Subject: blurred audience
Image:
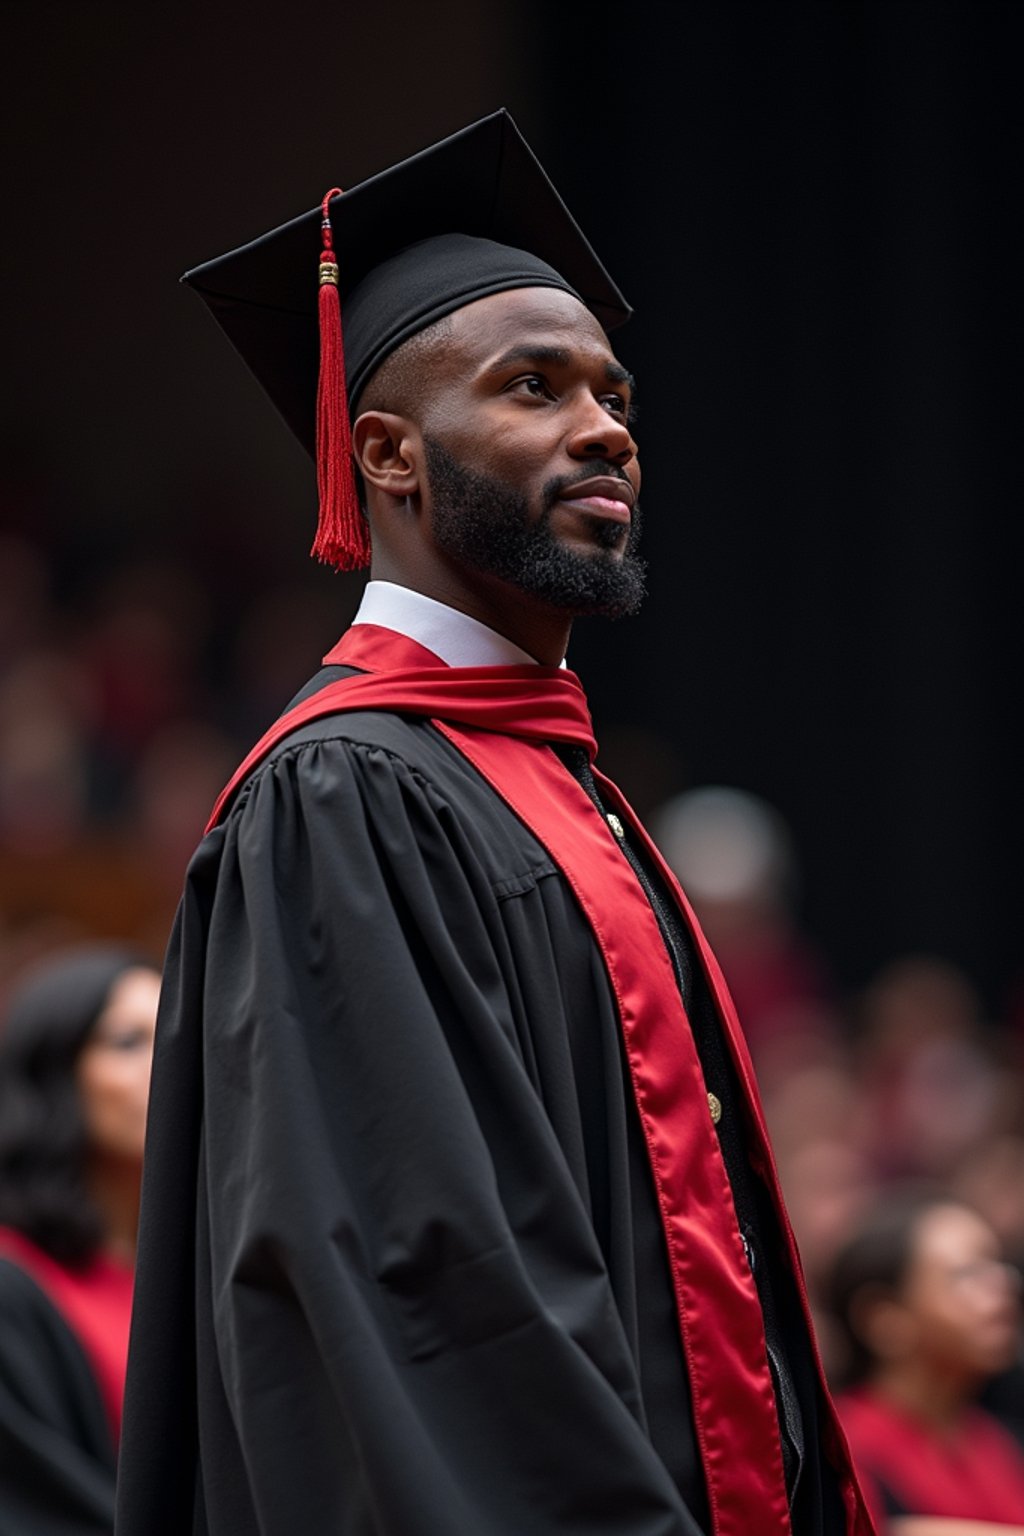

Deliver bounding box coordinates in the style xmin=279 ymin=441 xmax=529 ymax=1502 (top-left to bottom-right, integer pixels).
xmin=760 ymin=1035 xmax=880 ymax=1376
xmin=0 ymin=535 xmax=52 ymax=670
xmin=650 ymin=783 xmax=837 ymax=1070
xmin=852 ymin=957 xmax=1013 ymax=1187
xmin=828 ymin=1191 xmax=1024 ymax=1533
xmin=0 ymin=945 xmax=159 ymax=1533
xmin=648 ymin=779 xmax=1024 ymax=1453
xmin=0 ymin=647 xmax=96 ymax=856
xmin=0 ymin=540 xmax=247 ymax=969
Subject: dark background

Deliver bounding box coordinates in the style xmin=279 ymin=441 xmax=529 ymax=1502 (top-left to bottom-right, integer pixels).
xmin=2 ymin=0 xmax=1020 ymax=1014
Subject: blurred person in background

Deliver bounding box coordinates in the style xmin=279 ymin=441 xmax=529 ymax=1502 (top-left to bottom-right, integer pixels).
xmin=760 ymin=1037 xmax=879 ymax=1380
xmin=0 ymin=945 xmax=159 ymax=1534
xmin=953 ymin=1135 xmax=1024 ymax=1453
xmin=852 ymin=957 xmax=1011 ymax=1187
xmin=953 ymin=1133 xmax=1024 ymax=1283
xmin=828 ymin=1190 xmax=1024 ymax=1534
xmin=649 ymin=784 xmax=837 ymax=1072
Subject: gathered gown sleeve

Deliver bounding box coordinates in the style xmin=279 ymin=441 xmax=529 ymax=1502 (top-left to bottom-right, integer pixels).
xmin=116 ymin=731 xmax=702 ymax=1536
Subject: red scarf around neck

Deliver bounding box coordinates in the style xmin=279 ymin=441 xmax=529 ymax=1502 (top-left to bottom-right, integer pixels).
xmin=205 ymin=621 xmax=869 ymax=1536
xmin=206 ymin=625 xmax=594 ymax=831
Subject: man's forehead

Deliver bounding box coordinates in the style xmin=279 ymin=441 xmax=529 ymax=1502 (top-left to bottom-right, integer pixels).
xmin=448 ymin=287 xmax=621 ymax=366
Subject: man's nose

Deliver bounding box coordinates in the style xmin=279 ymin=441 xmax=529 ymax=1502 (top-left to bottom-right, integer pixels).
xmin=566 ymin=397 xmax=636 ymax=465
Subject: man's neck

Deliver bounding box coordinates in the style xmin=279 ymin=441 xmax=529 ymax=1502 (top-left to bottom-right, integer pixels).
xmin=353 ymin=581 xmax=569 ymax=668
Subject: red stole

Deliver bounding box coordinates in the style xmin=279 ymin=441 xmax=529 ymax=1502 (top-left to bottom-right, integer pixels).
xmin=0 ymin=1226 xmax=134 ymax=1443
xmin=207 ymin=623 xmax=870 ymax=1536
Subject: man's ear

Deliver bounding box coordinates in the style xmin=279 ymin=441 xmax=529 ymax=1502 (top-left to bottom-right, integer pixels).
xmin=352 ymin=411 xmax=422 ymax=499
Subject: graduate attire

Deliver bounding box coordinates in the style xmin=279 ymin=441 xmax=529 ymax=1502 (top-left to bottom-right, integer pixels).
xmin=116 ymin=113 xmax=872 ymax=1535
xmin=0 ymin=1227 xmax=133 ymax=1535
xmin=117 ymin=595 xmax=867 ymax=1535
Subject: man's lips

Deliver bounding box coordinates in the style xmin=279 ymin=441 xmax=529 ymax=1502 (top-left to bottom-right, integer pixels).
xmin=555 ymin=476 xmax=634 ymax=525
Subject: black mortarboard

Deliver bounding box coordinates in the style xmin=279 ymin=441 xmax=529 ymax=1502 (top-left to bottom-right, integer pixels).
xmin=181 ymin=109 xmax=631 ymax=570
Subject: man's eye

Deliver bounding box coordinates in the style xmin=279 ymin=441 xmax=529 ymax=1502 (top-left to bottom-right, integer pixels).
xmin=511 ymin=374 xmax=549 ymax=397
xmin=601 ymin=394 xmax=629 ymax=419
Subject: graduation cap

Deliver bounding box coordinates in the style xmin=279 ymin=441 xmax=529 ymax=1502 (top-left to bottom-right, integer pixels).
xmin=183 ymin=109 xmax=632 ymax=571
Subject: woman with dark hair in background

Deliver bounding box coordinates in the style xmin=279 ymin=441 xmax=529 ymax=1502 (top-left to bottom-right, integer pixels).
xmin=829 ymin=1190 xmax=1024 ymax=1535
xmin=0 ymin=945 xmax=159 ymax=1534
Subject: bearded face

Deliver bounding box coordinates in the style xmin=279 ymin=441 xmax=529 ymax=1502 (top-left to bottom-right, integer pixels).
xmin=424 ymin=437 xmax=647 ymax=621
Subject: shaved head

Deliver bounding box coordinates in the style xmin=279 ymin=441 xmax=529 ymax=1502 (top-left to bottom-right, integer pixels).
xmin=356 ymin=314 xmax=456 ymax=421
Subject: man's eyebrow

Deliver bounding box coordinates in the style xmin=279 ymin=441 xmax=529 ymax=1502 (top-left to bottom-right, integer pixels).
xmin=489 ymin=344 xmax=636 ymax=391
xmin=605 ymin=361 xmax=636 ymax=390
xmin=489 ymin=344 xmax=573 ymax=371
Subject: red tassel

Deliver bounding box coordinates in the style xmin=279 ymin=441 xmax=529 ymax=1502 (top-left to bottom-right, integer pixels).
xmin=311 ymin=187 xmax=371 ymax=571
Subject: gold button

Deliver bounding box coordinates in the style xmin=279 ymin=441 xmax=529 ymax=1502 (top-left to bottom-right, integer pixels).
xmin=707 ymin=1091 xmax=722 ymax=1125
xmin=607 ymin=813 xmax=625 ymax=839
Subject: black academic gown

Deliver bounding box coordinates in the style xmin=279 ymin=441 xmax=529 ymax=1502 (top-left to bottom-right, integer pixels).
xmin=0 ymin=1259 xmax=116 ymax=1535
xmin=116 ymin=696 xmax=844 ymax=1535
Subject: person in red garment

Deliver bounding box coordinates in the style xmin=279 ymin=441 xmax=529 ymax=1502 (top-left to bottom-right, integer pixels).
xmin=830 ymin=1191 xmax=1024 ymax=1534
xmin=115 ymin=112 xmax=872 ymax=1536
xmin=0 ymin=945 xmax=159 ymax=1534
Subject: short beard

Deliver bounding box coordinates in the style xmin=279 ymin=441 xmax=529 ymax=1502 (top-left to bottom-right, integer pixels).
xmin=424 ymin=438 xmax=647 ymax=619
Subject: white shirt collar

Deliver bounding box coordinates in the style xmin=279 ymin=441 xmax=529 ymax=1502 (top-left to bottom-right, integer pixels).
xmin=352 ymin=581 xmax=565 ymax=668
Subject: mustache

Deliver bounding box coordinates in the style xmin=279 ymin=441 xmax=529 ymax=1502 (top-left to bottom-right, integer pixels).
xmin=541 ymin=463 xmax=634 ymax=514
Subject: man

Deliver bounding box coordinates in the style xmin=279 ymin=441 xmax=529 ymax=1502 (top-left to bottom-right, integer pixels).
xmin=116 ymin=112 xmax=872 ymax=1535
